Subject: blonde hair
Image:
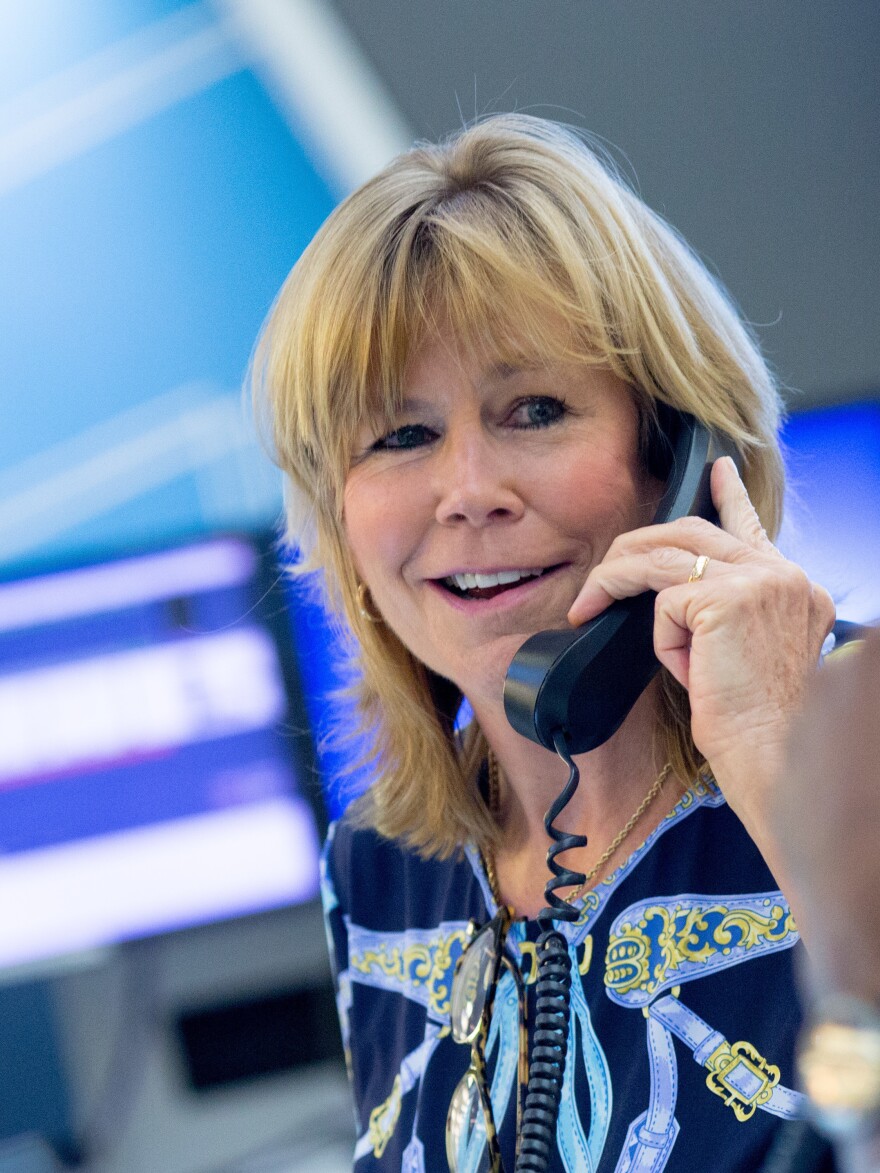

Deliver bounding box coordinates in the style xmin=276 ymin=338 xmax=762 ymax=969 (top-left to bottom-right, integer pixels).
xmin=253 ymin=114 xmax=784 ymax=858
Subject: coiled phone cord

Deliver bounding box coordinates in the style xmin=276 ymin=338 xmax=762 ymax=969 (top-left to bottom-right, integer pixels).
xmin=514 ymin=730 xmax=585 ymax=1173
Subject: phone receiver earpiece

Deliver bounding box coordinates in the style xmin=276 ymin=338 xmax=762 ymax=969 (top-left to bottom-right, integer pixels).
xmin=503 ymin=413 xmax=740 ymax=754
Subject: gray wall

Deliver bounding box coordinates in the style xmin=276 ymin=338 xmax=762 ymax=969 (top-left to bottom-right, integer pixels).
xmin=328 ymin=0 xmax=880 ymax=408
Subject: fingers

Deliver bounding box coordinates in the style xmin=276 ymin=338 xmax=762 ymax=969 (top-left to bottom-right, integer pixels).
xmin=568 ymin=518 xmax=759 ymax=624
xmin=711 ymin=456 xmax=777 ymax=554
xmin=567 ymin=546 xmax=716 ymax=624
xmin=601 ymin=514 xmax=746 ymax=562
xmin=651 ymin=583 xmax=696 ymax=690
xmin=567 ymin=458 xmax=779 ymax=625
xmin=592 ymin=459 xmax=773 ymax=566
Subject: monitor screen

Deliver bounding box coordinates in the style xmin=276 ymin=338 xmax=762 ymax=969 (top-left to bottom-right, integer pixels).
xmin=779 ymin=400 xmax=880 ymax=624
xmin=0 ymin=535 xmax=322 ymax=973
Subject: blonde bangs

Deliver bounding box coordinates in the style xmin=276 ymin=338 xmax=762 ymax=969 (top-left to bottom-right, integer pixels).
xmin=355 ymin=184 xmax=623 ymax=419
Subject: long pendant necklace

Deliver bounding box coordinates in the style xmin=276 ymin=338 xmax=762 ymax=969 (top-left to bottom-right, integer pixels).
xmin=483 ymin=751 xmax=672 ymax=907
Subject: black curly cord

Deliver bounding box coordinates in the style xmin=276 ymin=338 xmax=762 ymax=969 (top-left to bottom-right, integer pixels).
xmin=514 ymin=730 xmax=585 ymax=1173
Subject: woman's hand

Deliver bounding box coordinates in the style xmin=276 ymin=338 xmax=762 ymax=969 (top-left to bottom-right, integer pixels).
xmin=567 ymin=456 xmax=836 ymax=839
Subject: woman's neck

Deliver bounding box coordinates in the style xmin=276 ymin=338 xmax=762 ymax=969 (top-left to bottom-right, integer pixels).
xmin=470 ymin=682 xmax=682 ymax=916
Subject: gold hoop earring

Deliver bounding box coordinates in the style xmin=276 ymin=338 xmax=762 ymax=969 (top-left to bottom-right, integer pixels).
xmin=357 ymin=582 xmax=382 ymax=624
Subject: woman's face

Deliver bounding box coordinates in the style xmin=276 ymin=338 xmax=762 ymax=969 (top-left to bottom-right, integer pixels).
xmin=342 ymin=324 xmax=663 ymax=707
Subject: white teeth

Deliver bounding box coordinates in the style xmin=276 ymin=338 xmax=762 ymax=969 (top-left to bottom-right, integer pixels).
xmin=449 ymin=569 xmax=543 ymax=591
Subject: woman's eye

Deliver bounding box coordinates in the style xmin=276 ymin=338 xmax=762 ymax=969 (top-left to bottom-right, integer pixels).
xmin=509 ymin=396 xmax=568 ymax=429
xmin=371 ymin=423 xmax=437 ymax=451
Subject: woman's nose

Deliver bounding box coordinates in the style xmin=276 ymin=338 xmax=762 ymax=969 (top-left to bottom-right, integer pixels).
xmin=432 ymin=431 xmax=525 ymax=527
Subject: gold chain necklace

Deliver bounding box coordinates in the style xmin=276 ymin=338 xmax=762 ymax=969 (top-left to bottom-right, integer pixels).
xmin=484 ymin=750 xmax=672 ymax=906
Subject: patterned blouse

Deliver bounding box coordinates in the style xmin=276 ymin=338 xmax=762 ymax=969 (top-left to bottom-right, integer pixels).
xmin=321 ymin=776 xmax=806 ymax=1172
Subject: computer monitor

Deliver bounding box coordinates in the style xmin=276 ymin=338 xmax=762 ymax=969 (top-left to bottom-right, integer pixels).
xmin=0 ymin=534 xmax=323 ymax=974
xmin=780 ymin=400 xmax=880 ymax=624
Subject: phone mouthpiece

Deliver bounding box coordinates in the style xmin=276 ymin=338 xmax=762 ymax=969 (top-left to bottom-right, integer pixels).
xmin=503 ymin=592 xmax=661 ymax=754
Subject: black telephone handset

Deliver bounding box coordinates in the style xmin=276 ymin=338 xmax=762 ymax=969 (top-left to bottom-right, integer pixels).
xmin=504 ymin=411 xmax=740 ymax=755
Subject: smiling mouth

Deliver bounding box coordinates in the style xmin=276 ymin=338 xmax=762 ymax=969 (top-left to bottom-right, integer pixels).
xmin=439 ymin=566 xmax=560 ymax=600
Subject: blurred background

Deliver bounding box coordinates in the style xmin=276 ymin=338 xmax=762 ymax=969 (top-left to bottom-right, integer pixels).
xmin=0 ymin=1 xmax=877 ymax=1170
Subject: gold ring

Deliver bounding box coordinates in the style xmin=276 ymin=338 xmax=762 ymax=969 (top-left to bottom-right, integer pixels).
xmin=688 ymin=554 xmax=710 ymax=583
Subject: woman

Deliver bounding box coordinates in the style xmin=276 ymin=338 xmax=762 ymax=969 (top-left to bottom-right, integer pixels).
xmin=254 ymin=115 xmax=834 ymax=1172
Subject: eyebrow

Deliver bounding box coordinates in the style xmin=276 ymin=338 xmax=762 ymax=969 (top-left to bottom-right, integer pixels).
xmin=486 ymin=359 xmax=545 ymax=381
xmin=396 ymin=377 xmax=519 ymax=413
xmin=393 ymin=396 xmax=436 ymax=415
xmin=391 ymin=360 xmax=546 ymax=414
